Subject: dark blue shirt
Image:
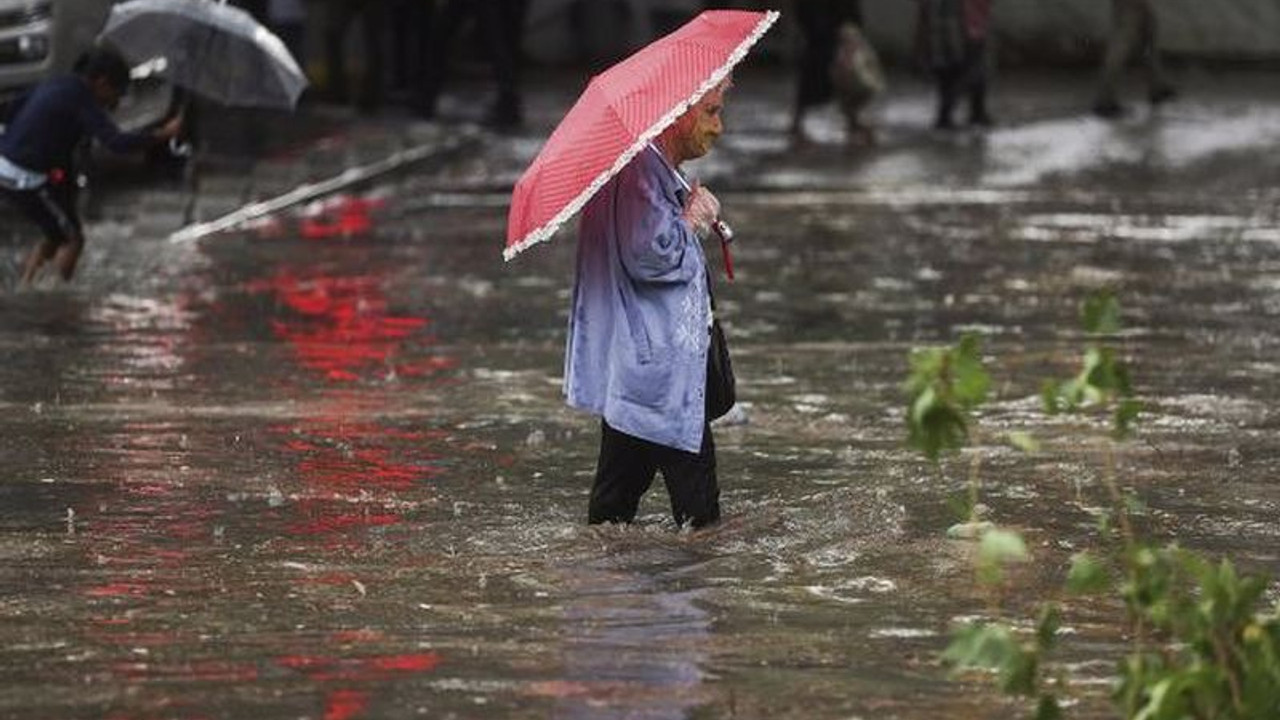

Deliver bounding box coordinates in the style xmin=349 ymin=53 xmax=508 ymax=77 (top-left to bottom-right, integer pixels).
xmin=0 ymin=75 xmax=149 ymax=173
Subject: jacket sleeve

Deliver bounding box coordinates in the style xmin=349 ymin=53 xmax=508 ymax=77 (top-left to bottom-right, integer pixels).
xmin=614 ymin=160 xmax=702 ymax=285
xmin=77 ymin=98 xmax=150 ymax=154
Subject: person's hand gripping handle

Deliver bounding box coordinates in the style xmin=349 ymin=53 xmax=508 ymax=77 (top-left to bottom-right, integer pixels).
xmin=682 ymin=181 xmax=735 ymax=280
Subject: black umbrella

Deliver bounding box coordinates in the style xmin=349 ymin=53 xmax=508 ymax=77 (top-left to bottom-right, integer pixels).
xmin=99 ymin=0 xmax=307 ymax=110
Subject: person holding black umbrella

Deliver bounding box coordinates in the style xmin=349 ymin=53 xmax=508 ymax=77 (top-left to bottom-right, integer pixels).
xmin=1 ymin=48 xmax=181 ymax=285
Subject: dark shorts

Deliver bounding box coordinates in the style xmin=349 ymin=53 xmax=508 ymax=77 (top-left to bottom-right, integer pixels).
xmin=3 ymin=180 xmax=80 ymax=248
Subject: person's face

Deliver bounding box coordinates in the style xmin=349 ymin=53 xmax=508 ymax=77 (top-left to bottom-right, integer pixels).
xmin=90 ymin=76 xmax=124 ymax=111
xmin=669 ymin=81 xmax=729 ymax=164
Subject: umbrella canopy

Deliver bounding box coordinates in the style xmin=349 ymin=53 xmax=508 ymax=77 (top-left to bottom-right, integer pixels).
xmin=99 ymin=0 xmax=307 ymax=110
xmin=504 ymin=9 xmax=779 ymax=260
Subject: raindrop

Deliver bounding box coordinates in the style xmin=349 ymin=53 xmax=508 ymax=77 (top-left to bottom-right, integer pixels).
xmin=267 ymin=487 xmax=286 ymax=507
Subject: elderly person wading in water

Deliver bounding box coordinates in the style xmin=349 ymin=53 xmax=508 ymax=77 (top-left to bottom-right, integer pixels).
xmin=563 ymin=79 xmax=735 ymax=531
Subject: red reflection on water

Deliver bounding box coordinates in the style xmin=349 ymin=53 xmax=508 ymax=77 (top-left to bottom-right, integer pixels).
xmin=324 ymin=689 xmax=368 ymax=720
xmin=298 ymin=196 xmax=387 ymax=240
xmin=276 ymin=651 xmax=441 ymax=682
xmin=239 ymin=259 xmax=454 ymax=542
xmin=271 ymin=415 xmax=445 ymax=538
xmin=248 ymin=194 xmax=389 ymax=242
xmin=78 ymin=451 xmax=214 ymax=603
xmin=243 ymin=271 xmax=454 ymax=383
xmin=83 ymin=582 xmax=147 ymax=598
xmin=59 ymin=200 xmax=458 ymax=719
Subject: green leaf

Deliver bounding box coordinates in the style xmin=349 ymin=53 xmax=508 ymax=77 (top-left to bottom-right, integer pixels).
xmin=910 ymin=385 xmax=938 ymax=427
xmin=1035 ymin=603 xmax=1061 ymax=652
xmin=978 ymin=528 xmax=1029 ymax=585
xmin=946 ymin=489 xmax=975 ymax=524
xmin=943 ymin=623 xmax=1020 ymax=672
xmin=1082 ymin=290 xmax=1122 ymax=335
xmin=952 ymin=334 xmax=991 ymax=408
xmin=1066 ymin=552 xmax=1111 ymax=595
xmin=980 ymin=529 xmax=1029 ymax=563
xmin=907 ymin=401 xmax=968 ymax=462
xmin=904 ymin=336 xmax=988 ymax=462
xmin=1113 ymin=398 xmax=1142 ymax=439
xmin=945 ymin=622 xmax=1043 ymax=697
xmin=1041 ymin=379 xmax=1063 ymax=414
xmin=1003 ymin=648 xmax=1039 ymax=695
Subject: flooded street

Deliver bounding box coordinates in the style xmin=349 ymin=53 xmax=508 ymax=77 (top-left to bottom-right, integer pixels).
xmin=1 ymin=69 xmax=1279 ymax=719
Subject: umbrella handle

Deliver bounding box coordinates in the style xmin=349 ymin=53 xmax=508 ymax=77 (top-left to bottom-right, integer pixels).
xmin=713 ymin=219 xmax=734 ymax=281
xmin=720 ymin=239 xmax=734 ymax=281
xmin=712 ymin=219 xmax=733 ymax=243
xmin=715 ymin=221 xmax=734 ymax=282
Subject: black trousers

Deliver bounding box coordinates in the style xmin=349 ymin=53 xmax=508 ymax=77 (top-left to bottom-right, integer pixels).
xmin=934 ymin=39 xmax=989 ymax=126
xmin=421 ymin=0 xmax=527 ymax=120
xmin=589 ymin=420 xmax=721 ymax=529
xmin=323 ymin=0 xmax=388 ymax=109
xmin=794 ymin=0 xmax=864 ymax=112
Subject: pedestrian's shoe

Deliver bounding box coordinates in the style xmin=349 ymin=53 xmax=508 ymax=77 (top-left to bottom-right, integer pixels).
xmin=1092 ymin=99 xmax=1126 ymax=119
xmin=1149 ymin=85 xmax=1178 ymax=106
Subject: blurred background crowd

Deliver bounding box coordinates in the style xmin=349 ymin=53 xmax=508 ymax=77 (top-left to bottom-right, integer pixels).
xmin=219 ymin=0 xmax=1280 ymax=137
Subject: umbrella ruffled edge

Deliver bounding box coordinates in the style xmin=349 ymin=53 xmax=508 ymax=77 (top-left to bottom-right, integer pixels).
xmin=503 ymin=9 xmax=780 ymax=261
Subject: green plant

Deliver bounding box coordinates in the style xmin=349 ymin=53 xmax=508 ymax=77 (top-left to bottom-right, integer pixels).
xmin=903 ymin=333 xmax=1066 ymax=718
xmin=906 ymin=293 xmax=1280 ymax=720
xmin=1041 ymin=289 xmax=1142 ymax=439
xmin=943 ymin=604 xmax=1066 ymax=720
xmin=904 ymin=332 xmax=990 ymax=462
xmin=1104 ymin=547 xmax=1280 ymax=719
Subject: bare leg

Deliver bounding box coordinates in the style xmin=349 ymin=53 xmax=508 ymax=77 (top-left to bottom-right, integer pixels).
xmin=20 ymin=238 xmax=58 ymax=286
xmin=53 ymin=234 xmax=84 ymax=282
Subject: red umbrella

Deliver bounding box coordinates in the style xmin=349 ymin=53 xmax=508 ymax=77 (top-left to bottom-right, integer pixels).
xmin=504 ymin=9 xmax=780 ymax=261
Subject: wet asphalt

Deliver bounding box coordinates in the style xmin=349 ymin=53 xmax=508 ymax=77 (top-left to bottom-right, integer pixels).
xmin=0 ymin=66 xmax=1279 ymax=719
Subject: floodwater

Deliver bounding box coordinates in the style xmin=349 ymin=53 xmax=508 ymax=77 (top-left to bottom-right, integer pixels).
xmin=1 ymin=70 xmax=1279 ymax=719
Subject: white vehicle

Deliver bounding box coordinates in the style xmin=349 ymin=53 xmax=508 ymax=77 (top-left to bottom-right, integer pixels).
xmin=0 ymin=0 xmax=170 ymax=128
xmin=0 ymin=0 xmax=113 ymax=103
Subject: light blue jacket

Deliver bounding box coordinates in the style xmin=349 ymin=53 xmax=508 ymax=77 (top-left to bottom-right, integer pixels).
xmin=564 ymin=147 xmax=711 ymax=453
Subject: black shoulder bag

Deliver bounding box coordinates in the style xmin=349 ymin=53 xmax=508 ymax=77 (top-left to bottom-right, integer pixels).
xmin=706 ymin=277 xmax=736 ymax=421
